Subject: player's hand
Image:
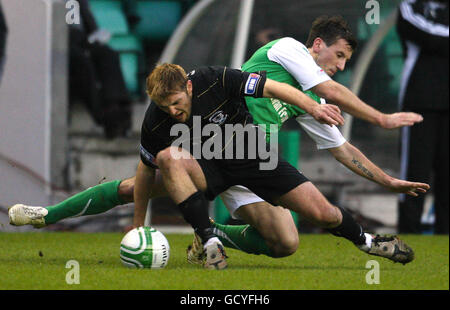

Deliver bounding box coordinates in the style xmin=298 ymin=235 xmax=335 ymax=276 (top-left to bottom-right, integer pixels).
xmin=386 ymin=178 xmax=430 ymax=197
xmin=310 ymin=104 xmax=345 ymax=126
xmin=380 ymin=112 xmax=423 ymax=129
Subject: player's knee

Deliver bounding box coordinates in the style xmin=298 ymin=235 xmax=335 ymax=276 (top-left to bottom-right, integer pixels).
xmin=315 ymin=205 xmax=341 ymax=228
xmin=269 ymin=232 xmax=299 ymax=258
xmin=118 ymin=178 xmax=134 ymax=203
xmin=278 ymin=234 xmax=299 ymax=257
xmin=155 ymin=148 xmax=178 ymax=169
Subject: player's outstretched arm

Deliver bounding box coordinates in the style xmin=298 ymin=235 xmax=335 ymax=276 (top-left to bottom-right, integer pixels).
xmin=312 ymin=80 xmax=423 ymax=129
xmin=133 ymin=160 xmax=156 ymax=227
xmin=263 ymin=78 xmax=345 ymax=126
xmin=328 ymin=142 xmax=430 ymax=196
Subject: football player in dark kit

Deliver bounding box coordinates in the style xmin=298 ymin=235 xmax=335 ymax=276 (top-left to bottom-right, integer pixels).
xmin=134 ymin=63 xmax=429 ymax=269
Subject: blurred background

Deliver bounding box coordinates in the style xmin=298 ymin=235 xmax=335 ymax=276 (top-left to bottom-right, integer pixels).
xmin=0 ymin=0 xmax=446 ymax=234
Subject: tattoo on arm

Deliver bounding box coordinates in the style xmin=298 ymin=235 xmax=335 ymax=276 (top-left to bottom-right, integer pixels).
xmin=351 ymin=158 xmax=374 ymax=179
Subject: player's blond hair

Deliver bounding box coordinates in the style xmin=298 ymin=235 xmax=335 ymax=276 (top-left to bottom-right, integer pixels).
xmin=146 ymin=63 xmax=189 ymax=103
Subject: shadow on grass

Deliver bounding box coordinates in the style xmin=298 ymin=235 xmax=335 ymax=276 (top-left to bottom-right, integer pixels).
xmin=218 ymin=262 xmax=375 ymax=271
xmin=0 ymin=255 xmax=119 ymax=267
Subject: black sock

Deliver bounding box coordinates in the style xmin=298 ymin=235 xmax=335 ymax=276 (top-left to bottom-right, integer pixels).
xmin=327 ymin=207 xmax=366 ymax=245
xmin=177 ymin=191 xmax=215 ymax=244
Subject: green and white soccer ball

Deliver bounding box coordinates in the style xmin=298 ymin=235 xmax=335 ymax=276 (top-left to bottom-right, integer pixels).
xmin=120 ymin=226 xmax=170 ymax=269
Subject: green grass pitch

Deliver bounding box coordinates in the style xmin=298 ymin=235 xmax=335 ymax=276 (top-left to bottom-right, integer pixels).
xmin=0 ymin=232 xmax=448 ymax=290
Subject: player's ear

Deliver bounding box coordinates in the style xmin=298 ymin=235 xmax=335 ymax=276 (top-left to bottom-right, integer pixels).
xmin=312 ymin=37 xmax=325 ymax=53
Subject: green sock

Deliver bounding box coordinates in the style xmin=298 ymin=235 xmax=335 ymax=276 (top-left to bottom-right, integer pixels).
xmin=211 ymin=221 xmax=273 ymax=257
xmin=44 ymin=180 xmax=125 ymax=225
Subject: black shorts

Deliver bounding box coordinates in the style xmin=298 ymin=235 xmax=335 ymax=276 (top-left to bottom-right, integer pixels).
xmin=197 ymin=156 xmax=309 ymax=205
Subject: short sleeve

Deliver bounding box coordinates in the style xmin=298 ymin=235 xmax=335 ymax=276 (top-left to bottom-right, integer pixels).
xmin=296 ymin=114 xmax=346 ymax=150
xmin=220 ymin=67 xmax=267 ymax=99
xmin=139 ymin=144 xmax=158 ymax=168
xmin=267 ymin=37 xmax=331 ymax=91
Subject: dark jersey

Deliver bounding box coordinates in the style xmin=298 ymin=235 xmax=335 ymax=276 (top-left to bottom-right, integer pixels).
xmin=140 ymin=66 xmax=267 ymax=168
xmin=397 ymin=0 xmax=449 ymax=111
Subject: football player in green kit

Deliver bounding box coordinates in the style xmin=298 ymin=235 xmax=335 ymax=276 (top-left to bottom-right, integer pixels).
xmin=9 ymin=16 xmax=426 ymax=265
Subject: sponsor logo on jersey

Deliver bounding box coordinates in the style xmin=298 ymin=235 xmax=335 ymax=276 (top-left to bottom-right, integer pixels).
xmin=208 ymin=110 xmax=228 ymax=125
xmin=244 ymin=73 xmax=261 ymax=95
xmin=270 ymin=98 xmax=289 ymax=123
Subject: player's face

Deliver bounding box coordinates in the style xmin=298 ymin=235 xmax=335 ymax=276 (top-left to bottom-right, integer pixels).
xmin=157 ymin=81 xmax=193 ymax=122
xmin=314 ymin=38 xmax=353 ymax=77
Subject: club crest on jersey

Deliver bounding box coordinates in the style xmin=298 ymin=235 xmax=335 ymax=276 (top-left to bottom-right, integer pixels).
xmin=244 ymin=73 xmax=261 ymax=95
xmin=208 ymin=110 xmax=228 ymax=125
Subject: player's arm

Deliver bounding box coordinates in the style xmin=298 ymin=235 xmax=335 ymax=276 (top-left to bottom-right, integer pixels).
xmin=221 ymin=66 xmax=343 ymax=126
xmin=266 ymin=38 xmax=423 ymax=129
xmin=263 ymin=78 xmax=344 ymax=126
xmin=133 ymin=141 xmax=159 ymax=228
xmin=133 ymin=160 xmax=156 ymax=227
xmin=311 ymin=80 xmax=423 ymax=129
xmin=328 ymin=142 xmax=429 ymax=196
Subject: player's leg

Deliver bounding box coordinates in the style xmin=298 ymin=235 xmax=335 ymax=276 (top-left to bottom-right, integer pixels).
xmin=156 ymin=147 xmax=227 ymax=269
xmin=211 ymin=186 xmax=298 ymax=257
xmin=233 ymin=202 xmax=298 ymax=257
xmin=156 ymin=147 xmax=208 ymax=203
xmin=187 ymin=187 xmax=298 ymax=265
xmin=276 ymin=181 xmax=414 ymax=264
xmin=9 ymin=179 xmax=129 ymax=227
xmin=275 ymin=182 xmax=342 ymax=229
xmin=44 ymin=178 xmax=131 ymax=224
xmin=9 ymin=173 xmax=168 ymax=227
xmin=116 ymin=176 xmax=136 ymax=203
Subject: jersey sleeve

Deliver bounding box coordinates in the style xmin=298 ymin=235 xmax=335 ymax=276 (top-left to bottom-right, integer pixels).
xmin=295 ymin=114 xmax=346 ymax=150
xmin=267 ymin=37 xmax=331 ymax=91
xmin=220 ymin=66 xmax=267 ymax=99
xmin=139 ymin=144 xmax=158 ymax=168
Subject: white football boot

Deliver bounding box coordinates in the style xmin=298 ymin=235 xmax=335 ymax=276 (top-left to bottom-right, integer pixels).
xmin=187 ymin=234 xmax=228 ymax=270
xmin=8 ymin=204 xmax=48 ymax=228
xmin=203 ymin=238 xmax=228 ymax=270
xmin=357 ymin=233 xmax=415 ymax=265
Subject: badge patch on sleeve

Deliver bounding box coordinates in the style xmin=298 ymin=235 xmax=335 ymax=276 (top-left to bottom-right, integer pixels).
xmin=244 ymin=73 xmax=261 ymax=95
xmin=140 ymin=144 xmax=157 ymax=168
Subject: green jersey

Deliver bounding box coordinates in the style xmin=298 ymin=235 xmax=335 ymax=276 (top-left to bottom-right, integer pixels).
xmin=242 ymin=38 xmax=330 ymax=138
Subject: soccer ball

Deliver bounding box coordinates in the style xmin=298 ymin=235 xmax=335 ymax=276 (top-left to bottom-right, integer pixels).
xmin=120 ymin=226 xmax=170 ymax=269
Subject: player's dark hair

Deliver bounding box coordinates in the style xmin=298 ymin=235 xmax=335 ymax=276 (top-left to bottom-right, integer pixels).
xmin=305 ymin=15 xmax=357 ymax=51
